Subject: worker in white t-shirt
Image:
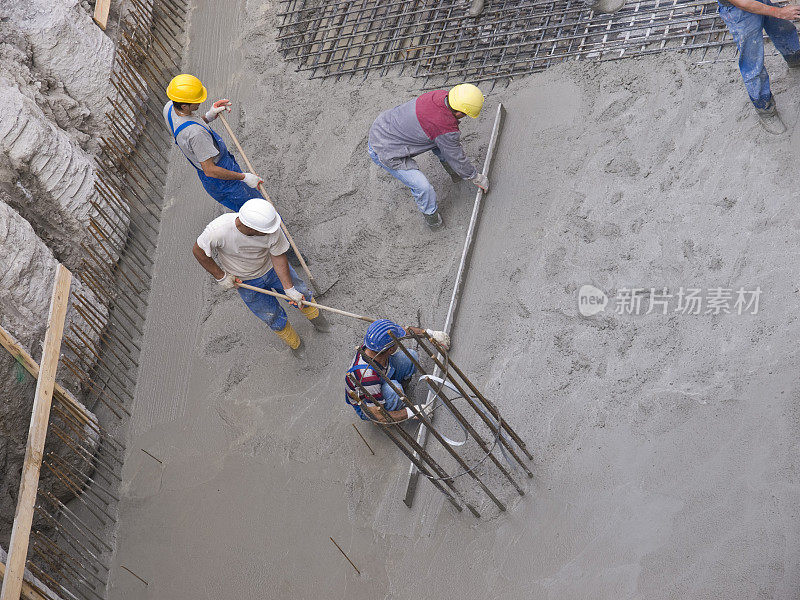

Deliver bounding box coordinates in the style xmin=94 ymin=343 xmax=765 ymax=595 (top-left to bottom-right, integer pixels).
xmin=192 ymin=199 xmax=329 ymax=357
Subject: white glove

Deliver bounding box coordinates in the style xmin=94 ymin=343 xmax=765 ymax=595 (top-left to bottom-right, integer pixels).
xmin=471 ymin=172 xmax=489 ymax=192
xmin=241 ymin=172 xmax=262 ymax=188
xmin=216 ymin=272 xmax=237 ymax=290
xmin=284 ymin=286 xmax=305 ymax=306
xmin=204 ymin=99 xmax=231 ymax=121
xmin=426 ymin=329 xmax=451 ymax=349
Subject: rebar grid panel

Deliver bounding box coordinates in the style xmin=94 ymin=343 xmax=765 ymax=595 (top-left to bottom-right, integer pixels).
xmin=8 ymin=1 xmax=189 ymax=599
xmin=277 ymin=0 xmax=733 ymax=87
xmin=346 ymin=332 xmax=532 ymax=516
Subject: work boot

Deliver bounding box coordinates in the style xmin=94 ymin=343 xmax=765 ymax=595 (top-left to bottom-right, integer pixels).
xmin=468 ymin=0 xmax=484 ymax=16
xmin=589 ymin=0 xmax=626 ymax=13
xmin=785 ymin=51 xmax=800 ymax=68
xmin=440 ymin=160 xmax=462 ymax=183
xmin=423 ymin=211 xmax=444 ymax=230
xmin=291 ymin=338 xmax=306 ymax=359
xmin=756 ymin=98 xmax=786 ymax=135
xmin=309 ymin=313 xmax=331 ymax=333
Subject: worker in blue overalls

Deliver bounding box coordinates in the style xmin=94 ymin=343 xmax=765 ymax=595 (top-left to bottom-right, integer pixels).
xmin=163 ymin=73 xmax=263 ymax=211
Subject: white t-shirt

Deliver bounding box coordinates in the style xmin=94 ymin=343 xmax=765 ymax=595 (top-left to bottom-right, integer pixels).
xmin=196 ymin=214 xmax=290 ymax=280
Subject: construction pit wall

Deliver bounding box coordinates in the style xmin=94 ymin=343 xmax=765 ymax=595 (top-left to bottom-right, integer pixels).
xmin=0 ymin=0 xmax=186 ymax=598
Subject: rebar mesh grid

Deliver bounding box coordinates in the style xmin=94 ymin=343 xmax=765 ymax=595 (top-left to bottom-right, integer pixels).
xmin=277 ymin=0 xmax=732 ymax=87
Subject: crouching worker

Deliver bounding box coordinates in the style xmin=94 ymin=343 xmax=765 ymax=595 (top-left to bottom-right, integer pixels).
xmin=345 ymin=319 xmax=450 ymax=422
xmin=192 ymin=198 xmax=329 ymax=357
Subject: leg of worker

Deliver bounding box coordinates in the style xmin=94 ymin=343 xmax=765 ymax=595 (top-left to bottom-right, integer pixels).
xmin=260 ymin=265 xmax=330 ymax=331
xmin=763 ymin=5 xmax=800 ymax=64
xmin=368 ymin=144 xmax=438 ymax=215
xmin=237 ymin=274 xmax=300 ymax=349
xmin=719 ymin=6 xmax=771 ymax=108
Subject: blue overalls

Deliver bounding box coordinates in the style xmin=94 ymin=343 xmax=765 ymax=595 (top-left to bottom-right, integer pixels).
xmin=167 ymin=104 xmax=262 ymax=211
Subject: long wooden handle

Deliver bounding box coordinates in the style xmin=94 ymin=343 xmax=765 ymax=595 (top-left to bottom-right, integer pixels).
xmin=236 ymin=282 xmax=374 ymax=323
xmin=217 ymin=114 xmax=320 ymax=294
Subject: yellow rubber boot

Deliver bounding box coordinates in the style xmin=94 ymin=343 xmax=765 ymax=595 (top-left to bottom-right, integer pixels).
xmin=274 ymin=322 xmax=301 ymax=350
xmin=299 ymin=300 xmax=319 ymax=320
xmin=301 ymin=298 xmax=331 ymax=332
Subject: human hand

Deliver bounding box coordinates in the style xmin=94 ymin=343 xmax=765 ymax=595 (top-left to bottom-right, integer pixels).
xmin=216 ymin=272 xmax=238 ymax=290
xmin=777 ymin=4 xmax=800 ymax=19
xmin=241 ymin=172 xmax=263 ymax=188
xmin=425 ymin=329 xmax=451 ymax=349
xmin=471 ymin=172 xmax=489 ymax=192
xmin=205 ymin=99 xmax=232 ymax=121
xmin=284 ymin=286 xmax=305 ymax=307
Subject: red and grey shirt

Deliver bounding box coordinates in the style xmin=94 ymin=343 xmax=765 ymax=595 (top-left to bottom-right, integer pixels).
xmin=368 ymin=90 xmax=478 ymax=180
xmin=345 ymin=346 xmax=385 ymax=419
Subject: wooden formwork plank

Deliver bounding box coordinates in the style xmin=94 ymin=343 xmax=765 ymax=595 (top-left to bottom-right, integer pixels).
xmin=0 ymin=265 xmax=72 ymax=600
xmin=0 ymin=563 xmax=51 ymax=600
xmin=93 ymin=0 xmax=112 ymax=30
xmin=0 ymin=324 xmax=93 ymax=426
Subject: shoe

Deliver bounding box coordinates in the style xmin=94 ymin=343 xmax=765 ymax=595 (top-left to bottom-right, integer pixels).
xmin=440 ymin=160 xmax=462 ymax=183
xmin=291 ymin=338 xmax=306 ymax=358
xmin=423 ymin=211 xmax=444 ymax=230
xmin=309 ymin=313 xmax=331 ymax=333
xmin=468 ymin=0 xmax=484 ymax=16
xmin=785 ymin=51 xmax=800 ymax=68
xmin=756 ymin=99 xmax=786 ymax=135
xmin=590 ymin=0 xmax=626 ymax=13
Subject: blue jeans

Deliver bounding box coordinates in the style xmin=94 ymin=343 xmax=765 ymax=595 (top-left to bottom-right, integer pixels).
xmin=368 ymin=144 xmax=438 ymax=215
xmin=237 ymin=265 xmax=312 ymax=331
xmin=719 ymin=0 xmax=800 ymax=109
xmin=380 ymin=349 xmax=419 ymax=411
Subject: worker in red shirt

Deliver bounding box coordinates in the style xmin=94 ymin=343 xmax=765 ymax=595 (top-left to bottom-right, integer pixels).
xmin=368 ymin=84 xmax=489 ymax=230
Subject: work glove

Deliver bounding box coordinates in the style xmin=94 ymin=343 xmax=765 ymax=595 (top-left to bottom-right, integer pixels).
xmin=241 ymin=172 xmax=263 ymax=188
xmin=284 ymin=286 xmax=305 ymax=307
xmin=205 ymin=99 xmax=231 ymax=121
xmin=471 ymin=172 xmax=489 ymax=192
xmin=425 ymin=329 xmax=451 ymax=350
xmin=216 ymin=272 xmax=237 ymax=290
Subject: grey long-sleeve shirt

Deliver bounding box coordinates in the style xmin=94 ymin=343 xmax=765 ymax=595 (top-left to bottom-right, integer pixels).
xmin=368 ymin=90 xmax=478 ymax=180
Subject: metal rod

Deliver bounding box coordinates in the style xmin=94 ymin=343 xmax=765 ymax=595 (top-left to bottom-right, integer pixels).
xmin=329 ymin=537 xmax=360 ymax=575
xmin=351 ymin=423 xmax=375 ymax=455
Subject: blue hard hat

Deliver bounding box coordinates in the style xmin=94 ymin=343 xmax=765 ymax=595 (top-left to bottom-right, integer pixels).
xmin=364 ymin=319 xmax=406 ymax=352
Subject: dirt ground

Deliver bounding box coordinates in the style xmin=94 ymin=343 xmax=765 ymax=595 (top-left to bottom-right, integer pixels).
xmin=108 ymin=1 xmax=800 ymax=598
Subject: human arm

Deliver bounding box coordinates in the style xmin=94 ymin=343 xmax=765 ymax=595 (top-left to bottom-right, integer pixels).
xmin=192 ymin=242 xmax=225 ymax=279
xmin=728 ymin=0 xmax=800 ymax=19
xmin=363 ymin=404 xmax=414 ymax=423
xmin=433 ymin=132 xmax=479 ymax=180
xmin=271 ymin=252 xmax=305 ymax=306
xmin=198 ymin=157 xmax=261 ymax=187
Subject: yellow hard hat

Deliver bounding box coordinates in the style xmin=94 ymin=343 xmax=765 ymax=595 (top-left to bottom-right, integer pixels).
xmin=448 ymin=83 xmax=484 ymax=118
xmin=166 ymin=74 xmax=207 ymax=104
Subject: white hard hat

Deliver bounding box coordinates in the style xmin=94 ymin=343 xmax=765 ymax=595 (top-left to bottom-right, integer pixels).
xmin=238 ymin=199 xmax=281 ymax=233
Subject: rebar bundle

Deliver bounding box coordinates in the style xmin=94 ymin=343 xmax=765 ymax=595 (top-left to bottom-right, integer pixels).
xmin=277 ymin=0 xmax=732 ymax=87
xmin=10 ymin=2 xmax=188 ymax=599
xmin=348 ymin=331 xmax=533 ymax=517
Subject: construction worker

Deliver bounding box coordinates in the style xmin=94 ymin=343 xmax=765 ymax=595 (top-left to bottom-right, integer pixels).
xmin=368 ymin=84 xmax=489 ymax=230
xmin=192 ymin=198 xmax=329 ymax=357
xmin=163 ymin=73 xmax=263 ymax=211
xmin=345 ymin=319 xmax=450 ymax=422
xmin=717 ymin=0 xmax=800 ymax=134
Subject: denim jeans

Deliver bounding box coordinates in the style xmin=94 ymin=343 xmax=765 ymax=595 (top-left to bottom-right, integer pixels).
xmin=237 ymin=265 xmax=312 ymax=331
xmin=368 ymin=144 xmax=438 ymax=215
xmin=379 ymin=349 xmax=418 ymax=411
xmin=718 ymin=0 xmax=800 ymax=109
